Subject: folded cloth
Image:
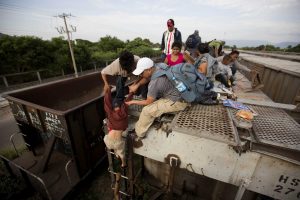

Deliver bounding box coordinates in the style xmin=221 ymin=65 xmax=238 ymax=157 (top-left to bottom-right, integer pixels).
xmin=223 ymin=99 xmax=249 ymax=110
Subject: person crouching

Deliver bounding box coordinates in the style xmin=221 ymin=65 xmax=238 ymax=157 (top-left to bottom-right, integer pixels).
xmin=215 ymin=55 xmax=234 ymax=88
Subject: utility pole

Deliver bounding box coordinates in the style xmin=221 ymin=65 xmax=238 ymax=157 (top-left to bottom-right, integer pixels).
xmin=55 ymin=13 xmax=78 ymax=78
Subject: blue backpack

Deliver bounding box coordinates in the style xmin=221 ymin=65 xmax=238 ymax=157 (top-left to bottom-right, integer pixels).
xmin=151 ymin=63 xmax=210 ymax=103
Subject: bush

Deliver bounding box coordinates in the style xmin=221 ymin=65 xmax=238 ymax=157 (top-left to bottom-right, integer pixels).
xmin=286 ymin=44 xmax=300 ymax=52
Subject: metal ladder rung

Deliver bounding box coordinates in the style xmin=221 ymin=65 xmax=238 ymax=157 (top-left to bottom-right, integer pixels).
xmin=108 ymin=168 xmax=129 ymax=180
xmin=106 ymin=149 xmax=117 ymax=155
xmin=24 ymin=142 xmax=31 ymax=147
xmin=111 ymin=187 xmax=131 ymax=197
xmin=119 ymin=190 xmax=131 ymax=197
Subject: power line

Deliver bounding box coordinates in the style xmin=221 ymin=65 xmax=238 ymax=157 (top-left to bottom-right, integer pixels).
xmin=0 ymin=7 xmax=52 ymax=19
xmin=0 ymin=2 xmax=56 ymax=16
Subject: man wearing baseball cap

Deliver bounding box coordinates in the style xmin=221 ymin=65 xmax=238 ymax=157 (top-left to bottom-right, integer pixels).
xmin=126 ymin=57 xmax=188 ymax=138
xmin=161 ymin=19 xmax=182 ymax=60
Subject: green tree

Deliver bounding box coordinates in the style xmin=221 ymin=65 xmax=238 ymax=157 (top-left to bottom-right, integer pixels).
xmin=91 ymin=51 xmax=118 ymax=64
xmin=125 ymin=37 xmax=160 ymax=57
xmin=0 ymin=36 xmax=51 ymax=74
xmin=48 ymin=37 xmax=71 ymax=74
xmin=0 ymin=34 xmax=162 ymax=79
xmin=286 ymin=44 xmax=300 ymax=52
xmin=74 ymin=42 xmax=92 ymax=71
xmin=97 ymin=35 xmax=125 ymax=52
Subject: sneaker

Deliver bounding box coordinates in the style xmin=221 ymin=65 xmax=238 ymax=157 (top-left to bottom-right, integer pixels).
xmin=133 ymin=138 xmax=143 ymax=148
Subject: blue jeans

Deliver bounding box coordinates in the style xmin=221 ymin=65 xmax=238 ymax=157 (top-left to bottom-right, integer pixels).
xmin=112 ymin=76 xmax=127 ymax=107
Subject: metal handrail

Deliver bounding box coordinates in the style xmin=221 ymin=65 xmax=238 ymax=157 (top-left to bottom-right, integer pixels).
xmin=0 ymin=155 xmax=52 ymax=200
xmin=65 ymin=159 xmax=73 ymax=185
xmin=9 ymin=131 xmax=22 ymax=156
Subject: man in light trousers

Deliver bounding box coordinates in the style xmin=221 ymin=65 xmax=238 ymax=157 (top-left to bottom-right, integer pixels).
xmin=125 ymin=57 xmax=188 ymax=138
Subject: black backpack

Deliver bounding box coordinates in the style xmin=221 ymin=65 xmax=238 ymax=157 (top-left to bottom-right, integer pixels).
xmin=186 ymin=34 xmax=197 ymax=48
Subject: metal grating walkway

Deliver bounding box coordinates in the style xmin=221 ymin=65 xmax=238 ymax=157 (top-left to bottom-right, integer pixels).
xmin=172 ymin=104 xmax=238 ymax=145
xmin=250 ymin=105 xmax=300 ymax=151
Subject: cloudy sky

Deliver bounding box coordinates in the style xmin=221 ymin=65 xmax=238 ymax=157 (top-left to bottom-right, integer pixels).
xmin=0 ymin=0 xmax=300 ymax=44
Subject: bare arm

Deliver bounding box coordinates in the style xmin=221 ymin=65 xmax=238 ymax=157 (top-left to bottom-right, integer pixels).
xmin=128 ymin=77 xmax=150 ymax=93
xmin=234 ymin=60 xmax=250 ymax=73
xmin=101 ymin=73 xmax=110 ymax=91
xmin=164 ymin=57 xmax=168 ymax=64
xmin=183 ymin=50 xmax=195 ymax=64
xmin=198 ymin=62 xmax=208 ymax=75
xmin=125 ymin=96 xmax=155 ymax=106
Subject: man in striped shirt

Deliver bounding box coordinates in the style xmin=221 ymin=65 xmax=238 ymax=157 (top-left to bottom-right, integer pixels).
xmin=161 ymin=19 xmax=182 ymax=60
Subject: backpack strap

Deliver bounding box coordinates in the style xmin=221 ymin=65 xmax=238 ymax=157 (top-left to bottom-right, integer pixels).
xmin=151 ymin=63 xmax=170 ymax=80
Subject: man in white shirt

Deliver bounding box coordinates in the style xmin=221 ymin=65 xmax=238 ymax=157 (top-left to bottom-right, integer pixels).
xmin=161 ymin=19 xmax=182 ymax=60
xmin=101 ymin=51 xmax=140 ymax=91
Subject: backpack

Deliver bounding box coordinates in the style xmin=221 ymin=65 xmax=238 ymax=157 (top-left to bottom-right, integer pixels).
xmin=186 ymin=34 xmax=198 ymax=48
xmin=151 ymin=63 xmax=210 ymax=103
xmin=194 ymin=53 xmax=218 ymax=79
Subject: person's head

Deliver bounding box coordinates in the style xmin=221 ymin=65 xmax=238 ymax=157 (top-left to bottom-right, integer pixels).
xmin=222 ymin=54 xmax=233 ymax=65
xmin=197 ymin=43 xmax=209 ymax=55
xmin=167 ymin=19 xmax=175 ymax=32
xmin=119 ymin=50 xmax=134 ymax=73
xmin=229 ymin=50 xmax=240 ymax=61
xmin=171 ymin=41 xmax=182 ymax=55
xmin=194 ymin=30 xmax=199 ymax=35
xmin=132 ymin=57 xmax=154 ymax=79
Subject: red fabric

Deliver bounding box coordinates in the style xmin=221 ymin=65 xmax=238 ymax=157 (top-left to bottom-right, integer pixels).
xmin=166 ymin=53 xmax=184 ymax=66
xmin=104 ymin=89 xmax=133 ymax=131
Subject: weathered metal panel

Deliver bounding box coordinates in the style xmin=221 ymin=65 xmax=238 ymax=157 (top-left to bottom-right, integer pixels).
xmin=264 ymin=69 xmax=278 ymax=99
xmin=133 ymin=124 xmax=300 ymax=200
xmin=133 ymin=126 xmax=260 ymax=185
xmin=248 ymin=156 xmax=300 ymax=200
xmin=8 ymin=100 xmax=29 ymax=123
xmin=285 ymin=77 xmax=300 ymax=104
xmin=40 ymin=111 xmax=68 ymax=141
xmin=240 ymin=58 xmax=300 ymax=105
xmin=171 ymin=105 xmax=238 ymax=145
xmin=251 ymin=106 xmax=300 ymax=150
xmin=271 ymin=72 xmax=285 ymax=101
xmin=276 ymin=73 xmax=292 ymax=103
